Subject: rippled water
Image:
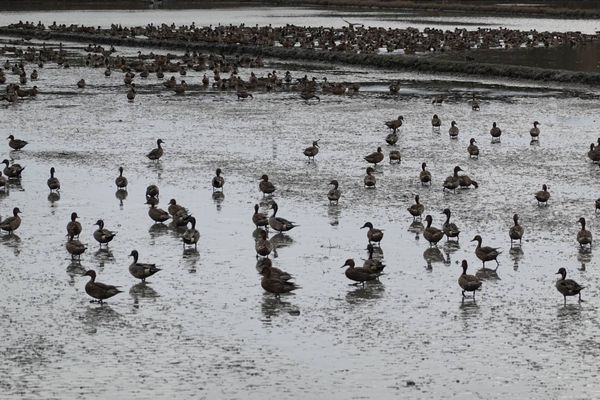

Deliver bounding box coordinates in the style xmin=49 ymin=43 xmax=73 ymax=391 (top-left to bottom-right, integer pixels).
xmin=1 ymin=28 xmax=600 ymax=400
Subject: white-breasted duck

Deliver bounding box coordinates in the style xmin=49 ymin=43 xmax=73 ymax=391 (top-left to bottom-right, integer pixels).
xmin=327 ymin=180 xmax=341 ymax=204
xmin=467 ymin=138 xmax=479 ymax=159
xmin=555 ymin=268 xmax=584 ymax=305
xmin=490 ymin=122 xmax=501 ymax=142
xmin=146 ymin=139 xmax=164 ymax=161
xmin=212 ymin=168 xmax=225 ymax=192
xmin=441 ymin=208 xmax=460 ymax=240
xmin=530 ymin=121 xmax=540 ymax=140
xmin=128 ymin=250 xmax=161 ymax=282
xmin=389 ymin=150 xmax=401 ymax=164
xmin=448 ymin=121 xmax=459 ymax=138
xmin=182 ymin=216 xmax=200 ymax=249
xmin=93 ymin=219 xmax=116 ymax=247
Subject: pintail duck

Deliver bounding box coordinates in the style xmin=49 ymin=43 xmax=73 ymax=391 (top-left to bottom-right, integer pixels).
xmin=420 ymin=162 xmax=432 ymax=185
xmin=361 ymin=222 xmax=383 ymax=246
xmin=386 ymin=131 xmax=398 ymax=146
xmin=147 ymin=202 xmax=171 ymax=223
xmin=255 ymin=229 xmax=273 ymax=258
xmin=443 ymin=166 xmax=462 ymax=192
xmin=115 ymin=167 xmax=127 ymax=188
xmin=252 ymin=204 xmax=269 ymax=228
xmin=268 ymin=202 xmax=298 ymax=233
xmin=423 ymin=215 xmax=444 ymax=246
xmin=407 ymin=194 xmax=424 ymax=220
xmin=385 ymin=115 xmax=403 ymax=133
xmin=83 ymin=270 xmax=122 ymax=303
xmin=467 ymin=138 xmax=479 ymax=159
xmin=259 ymin=174 xmax=276 ymax=196
xmin=389 ymin=150 xmax=401 ymax=164
xmin=303 ymin=140 xmax=320 ymax=162
xmin=212 ymin=168 xmax=225 ymax=192
xmin=530 ymin=121 xmax=540 ymax=140
xmin=555 ymin=267 xmax=584 ymax=305
xmin=363 ymin=244 xmax=386 ymax=274
xmin=7 ymin=135 xmax=27 ymax=150
xmin=77 ymin=79 xmax=85 ymax=88
xmin=490 ymin=122 xmax=501 ymax=142
xmin=448 ymin=121 xmax=459 ymax=138
xmin=261 ymin=261 xmax=300 ymax=297
xmin=2 ymin=159 xmax=25 ymax=179
xmin=534 ymin=184 xmax=550 ymax=206
xmin=182 ymin=216 xmax=200 ymax=249
xmin=341 ymin=258 xmax=380 ymax=286
xmin=66 ymin=234 xmax=87 ymax=260
xmin=146 ymin=184 xmax=159 ymax=199
xmin=129 ymin=250 xmax=161 ymax=282
xmin=471 ymin=235 xmax=501 ymax=267
xmin=458 ymin=260 xmax=482 ymax=299
xmin=0 ymin=207 xmax=21 ymax=234
xmin=431 ymin=114 xmax=441 ymax=128
xmin=67 ymin=212 xmax=82 ymax=238
xmin=441 ymin=208 xmax=460 ymax=240
xmin=146 ymin=139 xmax=164 ymax=161
xmin=327 ymin=180 xmax=341 ymax=204
xmin=364 ymin=147 xmax=384 ymax=165
xmin=577 ymin=217 xmax=592 ymax=248
xmin=458 ymin=173 xmax=478 ymax=189
xmin=93 ymin=219 xmax=116 ymax=246
xmin=364 ymin=167 xmax=376 ymax=188
xmin=47 ymin=167 xmax=60 ymax=192
xmin=509 ymin=214 xmax=524 ymax=247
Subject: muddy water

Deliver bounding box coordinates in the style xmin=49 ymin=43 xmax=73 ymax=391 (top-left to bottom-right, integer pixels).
xmin=2 ymin=38 xmax=600 ymax=399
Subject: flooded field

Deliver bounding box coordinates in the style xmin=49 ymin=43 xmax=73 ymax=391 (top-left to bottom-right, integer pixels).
xmin=2 ymin=9 xmax=600 ymax=400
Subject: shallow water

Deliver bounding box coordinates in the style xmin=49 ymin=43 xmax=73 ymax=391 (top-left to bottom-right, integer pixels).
xmin=2 ymin=31 xmax=600 ymax=400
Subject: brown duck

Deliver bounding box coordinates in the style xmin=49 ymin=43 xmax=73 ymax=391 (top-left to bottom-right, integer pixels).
xmin=252 ymin=204 xmax=269 ymax=228
xmin=66 ymin=234 xmax=87 ymax=260
xmin=341 ymin=258 xmax=380 ymax=286
xmin=471 ymin=235 xmax=501 ymax=267
xmin=67 ymin=212 xmax=82 ymax=238
xmin=7 ymin=135 xmax=27 ymax=150
xmin=259 ymin=174 xmax=276 ymax=195
xmin=83 ymin=270 xmax=122 ymax=303
xmin=47 ymin=167 xmax=60 ymax=192
xmin=467 ymin=138 xmax=479 ymax=159
xmin=327 ymin=180 xmax=341 ymax=204
xmin=0 ymin=207 xmax=21 ymax=234
xmin=147 ymin=202 xmax=171 ymax=223
xmin=364 ymin=167 xmax=376 ymax=188
xmin=424 ymin=215 xmax=444 ymax=246
xmin=443 ymin=166 xmax=462 ymax=192
xmin=128 ymin=250 xmax=161 ymax=282
xmin=490 ymin=122 xmax=501 ymax=142
xmin=2 ymin=159 xmax=25 ymax=179
xmin=115 ymin=166 xmax=128 ymax=188
xmin=364 ymin=147 xmax=384 ymax=166
xmin=146 ymin=139 xmax=164 ymax=161
xmin=555 ymin=267 xmax=584 ymax=305
xmin=509 ymin=214 xmax=524 ymax=247
xmin=363 ymin=244 xmax=386 ymax=273
xmin=458 ymin=260 xmax=482 ymax=299
xmin=407 ymin=194 xmax=424 ymax=220
xmin=420 ymin=162 xmax=431 ymax=185
xmin=268 ymin=202 xmax=297 ymax=233
xmin=303 ymin=140 xmax=320 ymax=162
xmin=385 ymin=115 xmax=403 ymax=133
xmin=361 ymin=222 xmax=383 ymax=246
xmin=441 ymin=208 xmax=460 ymax=240
xmin=534 ymin=184 xmax=550 ymax=206
xmin=93 ymin=219 xmax=116 ymax=246
xmin=261 ymin=262 xmax=300 ymax=297
xmin=212 ymin=168 xmax=225 ymax=192
xmin=577 ymin=217 xmax=592 ymax=248
xmin=182 ymin=216 xmax=200 ymax=249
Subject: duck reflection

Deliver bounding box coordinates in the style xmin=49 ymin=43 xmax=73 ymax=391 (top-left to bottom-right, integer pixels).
xmin=327 ymin=204 xmax=341 ymax=226
xmin=115 ymin=189 xmax=128 ymax=208
xmin=48 ymin=191 xmax=60 ymax=204
xmin=345 ymin=283 xmax=385 ymax=304
xmin=212 ymin=191 xmax=224 ymax=211
xmin=509 ymin=247 xmax=524 ymax=270
xmin=1 ymin=232 xmax=21 ymax=254
xmin=83 ymin=305 xmax=121 ymax=333
xmin=408 ymin=220 xmax=424 ymax=240
xmin=149 ymin=222 xmax=169 ymax=240
xmin=130 ymin=282 xmax=160 ymax=307
xmin=475 ymin=267 xmax=500 ymax=280
xmin=182 ymin=248 xmax=200 ymax=272
xmin=66 ymin=260 xmax=86 ymax=285
xmin=423 ymin=247 xmax=444 ymax=265
xmin=270 ymin=232 xmax=294 ymax=249
xmin=261 ymin=295 xmax=299 ymax=321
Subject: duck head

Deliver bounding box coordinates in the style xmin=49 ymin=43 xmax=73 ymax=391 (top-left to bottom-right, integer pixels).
xmin=533 ymin=121 xmax=540 ymax=127
xmin=376 ymin=147 xmax=382 ymax=153
xmin=513 ymin=214 xmax=519 ymax=224
xmin=329 ymin=179 xmax=339 ymax=188
xmin=451 ymin=121 xmax=456 ymax=126
xmin=271 ymin=201 xmax=279 ymax=214
xmin=360 ymin=222 xmax=374 ymax=230
xmin=156 ymin=138 xmax=164 ymax=146
xmin=128 ymin=250 xmax=139 ymax=262
xmin=421 ymin=162 xmax=427 ymax=170
xmin=441 ymin=208 xmax=450 ymax=217
xmin=7 ymin=135 xmax=14 ymax=140
xmin=50 ymin=167 xmax=55 ymax=177
xmin=425 ymin=214 xmax=433 ymax=226
xmin=366 ymin=167 xmax=374 ymax=175
xmin=118 ymin=166 xmax=124 ymax=175
xmin=414 ymin=194 xmax=420 ymax=203
xmin=2 ymin=159 xmax=10 ymax=166
xmin=341 ymin=258 xmax=355 ymax=268
xmin=71 ymin=212 xmax=78 ymax=221
xmin=312 ymin=140 xmax=320 ymax=148
xmin=216 ymin=168 xmax=222 ymax=176
xmin=260 ymin=174 xmax=269 ymax=182
xmin=471 ymin=235 xmax=482 ymax=244
xmin=12 ymin=207 xmax=21 ymax=216
xmin=492 ymin=122 xmax=497 ymax=127
xmin=542 ymin=184 xmax=548 ymax=191
xmin=187 ymin=216 xmax=196 ymax=229
xmin=94 ymin=219 xmax=104 ymax=229
xmin=398 ymin=115 xmax=404 ymax=120
xmin=83 ymin=269 xmax=96 ymax=279
xmin=169 ymin=199 xmax=177 ymax=206
xmin=454 ymin=166 xmax=462 ymax=174
xmin=578 ymin=217 xmax=586 ymax=228
xmin=555 ymin=267 xmax=567 ymax=279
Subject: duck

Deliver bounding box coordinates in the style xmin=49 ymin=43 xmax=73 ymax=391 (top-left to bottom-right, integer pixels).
xmin=66 ymin=212 xmax=82 ymax=238
xmin=146 ymin=184 xmax=159 ymax=199
xmin=443 ymin=166 xmax=462 ymax=192
xmin=490 ymin=122 xmax=501 ymax=142
xmin=147 ymin=202 xmax=171 ymax=223
xmin=389 ymin=150 xmax=401 ymax=164
xmin=303 ymin=140 xmax=320 ymax=162
xmin=182 ymin=216 xmax=200 ymax=249
xmin=93 ymin=219 xmax=116 ymax=247
xmin=588 ymin=143 xmax=600 ymax=162
xmin=441 ymin=208 xmax=460 ymax=240
xmin=0 ymin=207 xmax=21 ymax=234
xmin=385 ymin=115 xmax=403 ymax=133
xmin=458 ymin=174 xmax=478 ymax=189
xmin=115 ymin=166 xmax=127 ymax=188
xmin=255 ymin=229 xmax=273 ymax=258
xmin=146 ymin=139 xmax=164 ymax=161
xmin=448 ymin=121 xmax=459 ymax=138
xmin=534 ymin=184 xmax=550 ymax=206
xmin=2 ymin=159 xmax=25 ymax=179
xmin=431 ymin=114 xmax=441 ymax=129
xmin=128 ymin=250 xmax=161 ymax=282
xmin=268 ymin=202 xmax=298 ymax=233
xmin=327 ymin=180 xmax=341 ymax=204
xmin=471 ymin=235 xmax=501 ymax=267
xmin=360 ymin=222 xmax=383 ymax=246
xmin=407 ymin=194 xmax=424 ymax=220
xmin=363 ymin=244 xmax=386 ymax=274
xmin=261 ymin=262 xmax=300 ymax=297
xmin=577 ymin=217 xmax=592 ymax=248
xmin=252 ymin=204 xmax=269 ymax=228
xmin=458 ymin=260 xmax=482 ymax=299
xmin=509 ymin=214 xmax=524 ymax=247
xmin=259 ymin=174 xmax=276 ymax=196
xmin=555 ymin=267 xmax=584 ymax=305
xmin=432 ymin=96 xmax=444 ymax=106
xmin=47 ymin=167 xmax=60 ymax=192
xmin=364 ymin=147 xmax=384 ymax=165
xmin=77 ymin=78 xmax=85 ymax=88
xmin=127 ymin=84 xmax=136 ymax=101
xmin=596 ymin=198 xmax=600 ymax=213
xmin=388 ymin=81 xmax=400 ymax=94
xmin=341 ymin=258 xmax=380 ymax=286
xmin=420 ymin=162 xmax=431 ymax=185
xmin=236 ymin=90 xmax=253 ymax=100
xmin=66 ymin=234 xmax=87 ymax=260
xmin=530 ymin=121 xmax=540 ymax=140
xmin=212 ymin=168 xmax=225 ymax=192
xmin=257 ymin=258 xmax=293 ymax=282
xmin=364 ymin=167 xmax=376 ymax=188
xmin=385 ymin=131 xmax=398 ymax=146
xmin=82 ymin=270 xmax=122 ymax=303
xmin=423 ymin=215 xmax=445 ymax=246
xmin=467 ymin=138 xmax=479 ymax=159
xmin=7 ymin=135 xmax=27 ymax=150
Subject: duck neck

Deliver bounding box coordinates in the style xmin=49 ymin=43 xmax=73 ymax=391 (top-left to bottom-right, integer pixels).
xmin=581 ymin=220 xmax=586 ymax=230
xmin=444 ymin=213 xmax=450 ymax=224
xmin=132 ymin=253 xmax=138 ymax=263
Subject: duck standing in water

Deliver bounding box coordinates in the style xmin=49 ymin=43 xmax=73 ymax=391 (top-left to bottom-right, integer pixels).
xmin=443 ymin=166 xmax=462 ymax=192
xmin=259 ymin=174 xmax=276 ymax=196
xmin=534 ymin=184 xmax=550 ymax=206
xmin=448 ymin=121 xmax=459 ymax=138
xmin=419 ymin=162 xmax=431 ymax=185
xmin=115 ymin=166 xmax=128 ymax=189
xmin=385 ymin=115 xmax=403 ymax=133
xmin=490 ymin=122 xmax=501 ymax=142
xmin=431 ymin=114 xmax=441 ymax=131
xmin=555 ymin=268 xmax=584 ymax=305
xmin=364 ymin=147 xmax=384 ymax=166
xmin=93 ymin=219 xmax=116 ymax=247
xmin=441 ymin=208 xmax=460 ymax=241
xmin=423 ymin=215 xmax=444 ymax=246
xmin=268 ymin=202 xmax=298 ymax=233
xmin=471 ymin=235 xmax=501 ymax=267
xmin=182 ymin=216 xmax=200 ymax=249
xmin=303 ymin=140 xmax=320 ymax=162
xmin=261 ymin=261 xmax=300 ymax=298
xmin=364 ymin=167 xmax=376 ymax=188
xmin=252 ymin=204 xmax=269 ymax=228
xmin=128 ymin=250 xmax=161 ymax=282
xmin=467 ymin=138 xmax=479 ymax=159
xmin=509 ymin=214 xmax=524 ymax=247
xmin=389 ymin=150 xmax=401 ymax=164
xmin=147 ymin=202 xmax=171 ymax=224
xmin=212 ymin=168 xmax=225 ymax=192
xmin=47 ymin=167 xmax=60 ymax=192
xmin=530 ymin=121 xmax=540 ymax=141
xmin=66 ymin=234 xmax=87 ymax=260
xmin=577 ymin=217 xmax=592 ymax=248
xmin=407 ymin=194 xmax=425 ymax=220
xmin=82 ymin=270 xmax=122 ymax=304
xmin=341 ymin=258 xmax=380 ymax=286
xmin=146 ymin=139 xmax=164 ymax=161
xmin=2 ymin=159 xmax=25 ymax=179
xmin=7 ymin=134 xmax=28 ymax=150
xmin=458 ymin=260 xmax=482 ymax=299
xmin=363 ymin=244 xmax=386 ymax=274
xmin=66 ymin=212 xmax=82 ymax=239
xmin=361 ymin=222 xmax=383 ymax=246
xmin=255 ymin=229 xmax=273 ymax=258
xmin=327 ymin=180 xmax=341 ymax=204
xmin=0 ymin=207 xmax=21 ymax=234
